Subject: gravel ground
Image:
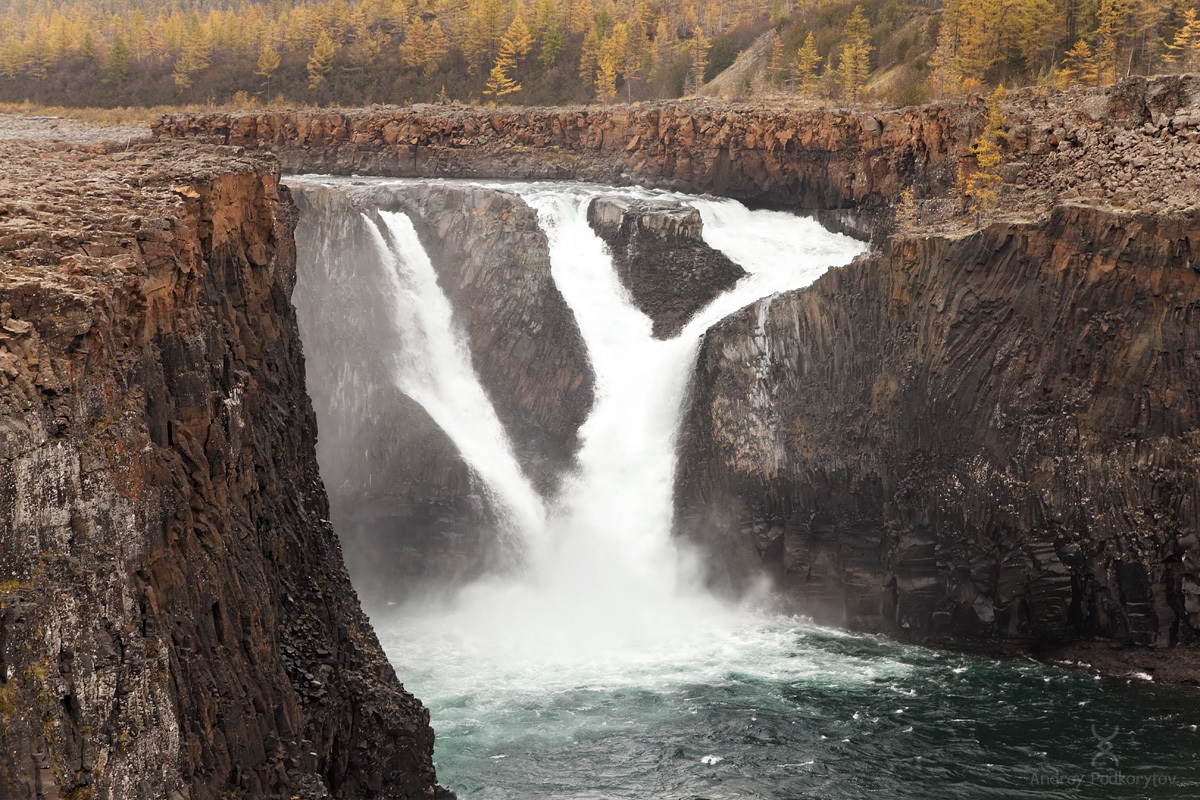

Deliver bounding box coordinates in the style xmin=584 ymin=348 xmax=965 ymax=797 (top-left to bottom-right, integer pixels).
xmin=0 ymin=113 xmax=149 ymax=145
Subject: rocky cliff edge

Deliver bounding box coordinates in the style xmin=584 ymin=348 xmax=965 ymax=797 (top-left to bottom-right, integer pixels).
xmin=0 ymin=139 xmax=445 ymax=799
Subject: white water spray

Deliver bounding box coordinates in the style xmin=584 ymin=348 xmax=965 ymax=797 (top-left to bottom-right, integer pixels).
xmin=362 ymin=183 xmax=865 ymax=674
xmin=363 ymin=210 xmax=547 ymax=541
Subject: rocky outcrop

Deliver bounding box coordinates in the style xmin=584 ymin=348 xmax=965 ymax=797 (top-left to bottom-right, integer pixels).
xmin=678 ymin=204 xmax=1200 ymax=653
xmin=586 ymin=197 xmax=744 ymax=338
xmin=0 ymin=141 xmax=444 ymax=799
xmin=291 ymin=181 xmax=592 ymax=599
xmin=153 ymin=75 xmax=1200 ymax=220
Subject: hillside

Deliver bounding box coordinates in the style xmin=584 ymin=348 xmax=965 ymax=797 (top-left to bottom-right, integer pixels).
xmin=2 ymin=0 xmax=1200 ymax=110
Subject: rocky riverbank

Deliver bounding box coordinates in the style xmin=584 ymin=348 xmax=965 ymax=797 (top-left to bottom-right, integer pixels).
xmin=0 ymin=138 xmax=446 ymax=799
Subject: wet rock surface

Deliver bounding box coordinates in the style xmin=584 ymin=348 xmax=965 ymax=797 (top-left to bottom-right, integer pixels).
xmin=677 ymin=205 xmax=1200 ymax=673
xmin=0 ymin=140 xmax=444 ymax=799
xmin=153 ymin=77 xmax=1200 ymax=677
xmin=586 ymin=196 xmax=744 ymax=338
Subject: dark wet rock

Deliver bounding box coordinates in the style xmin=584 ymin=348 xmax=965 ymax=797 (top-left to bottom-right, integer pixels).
xmin=290 ymin=181 xmax=594 ymax=599
xmin=587 ymin=196 xmax=744 ymax=338
xmin=677 ymin=205 xmax=1200 ymax=655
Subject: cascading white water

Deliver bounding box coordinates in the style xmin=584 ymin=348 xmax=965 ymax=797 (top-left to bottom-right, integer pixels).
xmin=371 ymin=183 xmax=864 ymax=666
xmin=363 ymin=210 xmax=547 ymax=541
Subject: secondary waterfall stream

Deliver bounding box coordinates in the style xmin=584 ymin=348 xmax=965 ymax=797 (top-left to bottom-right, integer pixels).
xmin=294 ymin=178 xmax=1200 ymax=799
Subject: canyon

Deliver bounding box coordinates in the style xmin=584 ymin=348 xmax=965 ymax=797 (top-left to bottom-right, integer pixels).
xmin=2 ymin=71 xmax=1200 ymax=799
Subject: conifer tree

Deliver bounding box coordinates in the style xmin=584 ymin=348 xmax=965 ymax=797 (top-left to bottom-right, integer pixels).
xmin=959 ymin=85 xmax=1007 ymax=228
xmin=579 ymin=25 xmax=601 ymax=81
xmin=768 ymin=33 xmax=786 ymax=86
xmin=255 ymin=42 xmax=280 ymax=99
xmin=104 ymin=31 xmax=131 ymax=84
xmin=689 ymin=24 xmax=709 ymax=92
xmin=1061 ymin=38 xmax=1097 ymax=85
xmin=837 ymin=5 xmax=872 ymax=103
xmin=540 ymin=22 xmax=566 ymax=68
xmin=1095 ymin=0 xmax=1121 ymax=85
xmin=484 ymin=14 xmax=529 ymax=98
xmin=424 ymin=21 xmax=449 ymax=77
xmin=402 ymin=17 xmax=428 ymax=68
xmin=1164 ymin=8 xmax=1200 ymax=72
xmin=929 ymin=17 xmax=960 ymax=98
xmin=307 ymin=29 xmax=335 ymax=89
xmin=796 ymin=31 xmax=821 ymax=94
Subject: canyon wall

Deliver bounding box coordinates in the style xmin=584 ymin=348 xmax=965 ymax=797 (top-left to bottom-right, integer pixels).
xmin=154 ymin=75 xmax=1200 ymax=224
xmin=0 ymin=141 xmax=444 ymax=799
xmin=678 ymin=205 xmax=1200 ymax=652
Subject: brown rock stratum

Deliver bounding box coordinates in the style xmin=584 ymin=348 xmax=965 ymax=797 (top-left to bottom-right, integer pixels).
xmin=0 ymin=139 xmax=446 ymax=799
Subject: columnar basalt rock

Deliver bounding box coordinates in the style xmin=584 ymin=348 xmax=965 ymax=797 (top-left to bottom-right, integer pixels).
xmin=586 ymin=196 xmax=745 ymax=338
xmin=0 ymin=141 xmax=444 ymax=800
xmin=677 ymin=205 xmax=1200 ymax=655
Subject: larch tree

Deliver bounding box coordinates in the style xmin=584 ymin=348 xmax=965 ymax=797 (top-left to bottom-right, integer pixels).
xmin=1016 ymin=0 xmax=1064 ymax=77
xmin=929 ymin=15 xmax=960 ymax=98
xmin=424 ymin=21 xmax=448 ymax=77
xmin=959 ymin=84 xmax=1007 ymax=228
xmin=1164 ymin=8 xmax=1200 ymax=72
xmin=796 ymin=31 xmax=822 ymax=94
xmin=402 ymin=16 xmax=428 ymax=68
xmin=768 ymin=33 xmax=786 ymax=86
xmin=688 ymin=24 xmax=709 ymax=93
xmin=1095 ymin=0 xmax=1121 ymax=85
xmin=484 ymin=13 xmax=530 ymax=98
xmin=837 ymin=5 xmax=872 ymax=103
xmin=1060 ymin=37 xmax=1097 ymax=85
xmin=255 ymin=41 xmax=281 ymax=99
xmin=307 ymin=29 xmax=336 ymax=89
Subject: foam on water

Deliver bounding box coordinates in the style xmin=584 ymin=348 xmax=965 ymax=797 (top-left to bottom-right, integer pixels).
xmin=369 ymin=183 xmax=867 ymax=684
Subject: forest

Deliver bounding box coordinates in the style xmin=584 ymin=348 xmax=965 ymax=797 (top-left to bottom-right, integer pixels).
xmin=0 ymin=0 xmax=1198 ymax=108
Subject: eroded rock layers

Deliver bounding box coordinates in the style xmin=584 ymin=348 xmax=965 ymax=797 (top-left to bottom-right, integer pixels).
xmin=678 ymin=205 xmax=1200 ymax=651
xmin=0 ymin=141 xmax=441 ymax=800
xmin=587 ymin=196 xmax=744 ymax=339
xmin=154 ymin=75 xmax=1200 ymax=221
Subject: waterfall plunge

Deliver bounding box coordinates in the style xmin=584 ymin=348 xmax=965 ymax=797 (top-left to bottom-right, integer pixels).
xmin=363 ymin=210 xmax=548 ymax=544
xmin=362 ymin=182 xmax=865 ymax=671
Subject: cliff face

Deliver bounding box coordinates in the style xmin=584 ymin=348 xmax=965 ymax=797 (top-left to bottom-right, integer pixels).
xmin=0 ymin=142 xmax=441 ymax=799
xmin=291 ymin=181 xmax=593 ymax=599
xmin=678 ymin=205 xmax=1200 ymax=650
xmin=153 ymin=75 xmax=1200 ymax=221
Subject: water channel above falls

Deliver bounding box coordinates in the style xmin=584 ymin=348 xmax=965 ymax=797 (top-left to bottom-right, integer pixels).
xmin=289 ymin=177 xmax=1200 ymax=799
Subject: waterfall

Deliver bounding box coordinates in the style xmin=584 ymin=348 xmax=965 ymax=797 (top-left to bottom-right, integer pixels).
xmin=297 ymin=181 xmax=1200 ymax=800
xmin=351 ymin=182 xmax=864 ymax=668
xmin=363 ymin=209 xmax=548 ymax=543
